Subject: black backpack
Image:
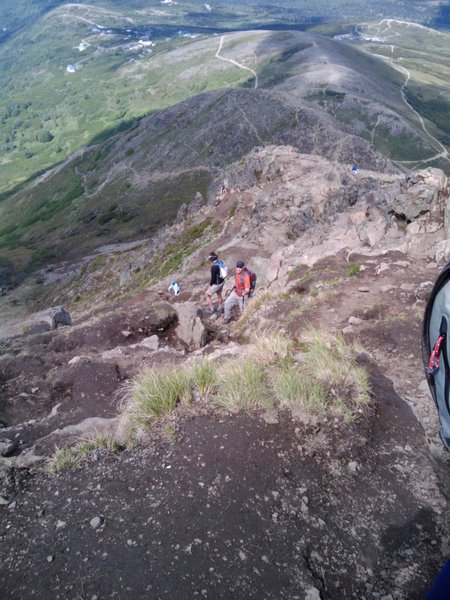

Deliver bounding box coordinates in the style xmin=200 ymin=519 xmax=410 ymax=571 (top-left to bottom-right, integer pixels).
xmin=422 ymin=262 xmax=450 ymax=450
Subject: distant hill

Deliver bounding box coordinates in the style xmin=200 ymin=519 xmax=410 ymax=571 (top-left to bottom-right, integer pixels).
xmin=0 ymin=6 xmax=449 ymax=195
xmin=0 ymin=87 xmax=397 ymax=280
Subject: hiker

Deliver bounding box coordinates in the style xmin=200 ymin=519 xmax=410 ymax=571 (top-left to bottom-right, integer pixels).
xmin=223 ymin=260 xmax=250 ymax=324
xmin=205 ymin=252 xmax=225 ymax=314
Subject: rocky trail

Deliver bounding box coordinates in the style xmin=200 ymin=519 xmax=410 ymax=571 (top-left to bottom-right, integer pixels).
xmin=1 ymin=147 xmax=450 ymax=599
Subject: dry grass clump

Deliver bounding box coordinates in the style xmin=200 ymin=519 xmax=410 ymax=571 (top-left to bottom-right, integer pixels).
xmin=245 ymin=328 xmax=295 ymax=366
xmin=214 ymin=359 xmax=273 ymax=413
xmin=238 ymin=291 xmax=273 ymax=326
xmin=115 ymin=327 xmax=371 ymax=441
xmin=45 ymin=435 xmax=121 ymax=474
xmin=121 ymin=367 xmax=195 ymax=427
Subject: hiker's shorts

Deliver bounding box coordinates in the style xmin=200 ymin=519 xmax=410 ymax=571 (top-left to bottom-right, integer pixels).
xmin=206 ymin=282 xmax=224 ymax=297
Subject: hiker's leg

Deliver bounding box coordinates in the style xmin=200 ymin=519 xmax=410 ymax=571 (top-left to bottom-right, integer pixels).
xmin=224 ymin=291 xmax=238 ymax=320
xmin=205 ymin=288 xmax=214 ymax=309
xmin=238 ymin=295 xmax=245 ymax=313
xmin=216 ymin=283 xmax=224 ymax=308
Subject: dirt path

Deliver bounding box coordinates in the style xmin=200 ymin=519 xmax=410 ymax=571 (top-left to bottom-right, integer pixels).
xmin=215 ymin=35 xmax=258 ymax=89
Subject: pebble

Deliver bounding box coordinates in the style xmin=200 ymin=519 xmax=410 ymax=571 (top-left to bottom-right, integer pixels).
xmin=56 ymin=520 xmax=66 ymax=529
xmin=46 ymin=555 xmax=54 ymax=563
xmin=348 ymin=461 xmax=358 ymax=473
xmin=393 ymin=261 xmax=410 ymax=267
xmin=376 ymin=262 xmax=390 ymax=274
xmin=90 ymin=516 xmax=103 ymax=529
xmin=348 ymin=317 xmax=363 ymax=325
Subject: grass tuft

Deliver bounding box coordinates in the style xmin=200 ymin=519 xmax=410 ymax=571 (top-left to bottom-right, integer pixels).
xmin=275 ymin=369 xmax=329 ymax=413
xmin=296 ymin=328 xmax=371 ymax=419
xmin=214 ymin=360 xmax=273 ymax=413
xmin=45 ymin=447 xmax=77 ymax=474
xmin=190 ymin=359 xmax=218 ymax=398
xmin=346 ymin=262 xmax=361 ymax=277
xmin=247 ymin=328 xmax=295 ymax=367
xmin=45 ymin=435 xmax=121 ymax=474
xmin=123 ymin=367 xmax=193 ymax=427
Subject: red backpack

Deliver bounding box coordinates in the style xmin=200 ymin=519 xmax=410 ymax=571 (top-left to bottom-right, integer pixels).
xmin=240 ymin=267 xmax=257 ymax=296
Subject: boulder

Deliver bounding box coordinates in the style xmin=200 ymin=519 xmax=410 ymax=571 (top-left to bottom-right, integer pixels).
xmin=174 ymin=302 xmax=207 ymax=350
xmin=53 ymin=307 xmax=72 ymax=329
xmin=0 ymin=438 xmax=16 ymax=457
xmin=131 ymin=335 xmax=159 ymax=351
xmin=36 ymin=306 xmax=72 ymax=330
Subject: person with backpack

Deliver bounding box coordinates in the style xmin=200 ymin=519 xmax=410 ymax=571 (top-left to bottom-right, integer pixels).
xmin=223 ymin=260 xmax=253 ymax=324
xmin=205 ymin=251 xmax=226 ymax=314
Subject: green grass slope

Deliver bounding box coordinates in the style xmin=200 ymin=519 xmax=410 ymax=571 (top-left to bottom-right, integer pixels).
xmin=1 ymin=20 xmax=446 ymax=199
xmin=325 ymin=20 xmax=450 ymax=171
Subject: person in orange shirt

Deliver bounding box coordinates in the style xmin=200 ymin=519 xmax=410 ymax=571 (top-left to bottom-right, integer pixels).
xmin=223 ymin=260 xmax=250 ymax=324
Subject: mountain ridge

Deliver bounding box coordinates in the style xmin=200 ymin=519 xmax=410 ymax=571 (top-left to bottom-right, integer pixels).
xmin=0 ymin=87 xmax=399 ymax=281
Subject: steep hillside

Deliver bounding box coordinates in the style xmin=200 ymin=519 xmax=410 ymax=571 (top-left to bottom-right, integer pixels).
xmin=0 ymin=87 xmax=397 ymax=281
xmin=0 ymin=145 xmax=449 ymax=600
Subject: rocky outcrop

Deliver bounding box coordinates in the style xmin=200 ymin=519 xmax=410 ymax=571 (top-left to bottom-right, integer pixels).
xmin=210 ymin=147 xmax=449 ymax=289
xmin=174 ymin=302 xmax=207 ymax=350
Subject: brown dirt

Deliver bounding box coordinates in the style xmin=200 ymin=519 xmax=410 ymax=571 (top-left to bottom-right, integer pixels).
xmin=1 ymin=250 xmax=449 ymax=600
